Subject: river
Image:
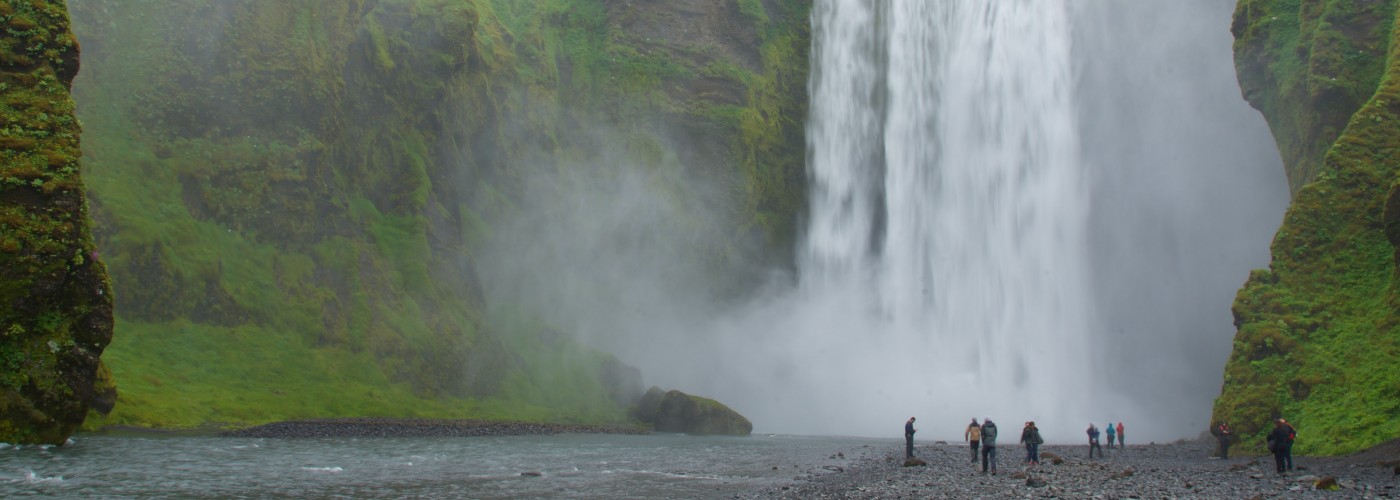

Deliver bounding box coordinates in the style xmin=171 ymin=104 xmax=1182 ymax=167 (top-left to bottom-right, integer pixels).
xmin=0 ymin=432 xmax=879 ymax=498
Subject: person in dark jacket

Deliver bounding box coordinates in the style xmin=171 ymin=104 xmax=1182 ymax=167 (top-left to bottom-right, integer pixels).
xmin=980 ymin=418 xmax=999 ymax=474
xmin=1019 ymin=421 xmax=1043 ymax=465
xmin=904 ymin=417 xmax=917 ymax=458
xmin=1267 ymin=418 xmax=1296 ymax=474
xmin=1212 ymin=422 xmax=1232 ymax=459
xmin=1086 ymin=423 xmax=1102 ymax=458
xmin=965 ymin=418 xmax=982 ymax=464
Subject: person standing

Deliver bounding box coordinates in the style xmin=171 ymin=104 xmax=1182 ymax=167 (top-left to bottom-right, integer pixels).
xmin=1267 ymin=418 xmax=1296 ymax=474
xmin=1019 ymin=421 xmax=1042 ymax=465
xmin=1105 ymin=421 xmax=1116 ymax=451
xmin=904 ymin=417 xmax=917 ymax=459
xmin=980 ymin=418 xmax=999 ymax=474
xmin=1213 ymin=422 xmax=1232 ymax=459
xmin=964 ymin=418 xmax=982 ymax=464
xmin=1086 ymin=423 xmax=1102 ymax=458
xmin=1281 ymin=419 xmax=1295 ymax=471
xmin=1116 ymin=421 xmax=1125 ymax=449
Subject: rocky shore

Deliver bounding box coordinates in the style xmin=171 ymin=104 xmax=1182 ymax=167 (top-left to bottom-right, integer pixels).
xmin=750 ymin=439 xmax=1400 ymax=498
xmin=219 ymin=418 xmax=648 ymax=439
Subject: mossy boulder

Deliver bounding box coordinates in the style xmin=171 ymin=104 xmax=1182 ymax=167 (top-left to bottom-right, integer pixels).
xmin=632 ymin=386 xmax=752 ymax=436
xmin=0 ymin=0 xmax=114 ymax=444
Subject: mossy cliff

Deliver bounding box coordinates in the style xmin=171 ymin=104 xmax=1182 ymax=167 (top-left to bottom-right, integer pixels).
xmin=1214 ymin=0 xmax=1400 ymax=455
xmin=62 ymin=0 xmax=809 ymax=430
xmin=0 ymin=0 xmax=114 ymax=444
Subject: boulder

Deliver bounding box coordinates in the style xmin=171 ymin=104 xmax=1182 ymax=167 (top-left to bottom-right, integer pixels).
xmin=632 ymin=387 xmax=752 ymax=436
xmin=1313 ymin=476 xmax=1339 ymax=490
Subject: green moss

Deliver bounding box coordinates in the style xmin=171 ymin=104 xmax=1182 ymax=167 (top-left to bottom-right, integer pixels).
xmin=1215 ymin=2 xmax=1400 ymax=455
xmin=0 ymin=0 xmax=113 ymax=444
xmin=64 ymin=0 xmax=811 ymax=431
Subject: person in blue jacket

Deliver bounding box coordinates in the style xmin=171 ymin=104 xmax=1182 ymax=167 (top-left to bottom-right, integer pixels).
xmin=1105 ymin=421 xmax=1116 ymax=450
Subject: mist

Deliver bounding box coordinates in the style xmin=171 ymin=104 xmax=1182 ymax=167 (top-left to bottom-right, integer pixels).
xmin=478 ymin=0 xmax=1288 ymax=444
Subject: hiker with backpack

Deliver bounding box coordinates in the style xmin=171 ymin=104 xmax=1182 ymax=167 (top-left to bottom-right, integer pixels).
xmin=964 ymin=418 xmax=981 ymax=464
xmin=980 ymin=418 xmax=999 ymax=474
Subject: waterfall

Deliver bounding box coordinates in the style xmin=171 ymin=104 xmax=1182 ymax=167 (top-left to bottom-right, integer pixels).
xmin=803 ymin=0 xmax=1093 ymax=430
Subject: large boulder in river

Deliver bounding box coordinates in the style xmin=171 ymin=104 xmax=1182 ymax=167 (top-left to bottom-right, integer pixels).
xmin=632 ymin=387 xmax=752 ymax=436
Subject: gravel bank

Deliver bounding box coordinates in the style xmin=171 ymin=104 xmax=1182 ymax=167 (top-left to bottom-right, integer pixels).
xmin=748 ymin=439 xmax=1400 ymax=498
xmin=219 ymin=418 xmax=648 ymax=438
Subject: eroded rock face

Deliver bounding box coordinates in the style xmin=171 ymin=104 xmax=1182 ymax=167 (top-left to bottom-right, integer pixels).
xmin=1215 ymin=0 xmax=1400 ymax=454
xmin=0 ymin=0 xmax=114 ymax=444
xmin=632 ymin=386 xmax=752 ymax=436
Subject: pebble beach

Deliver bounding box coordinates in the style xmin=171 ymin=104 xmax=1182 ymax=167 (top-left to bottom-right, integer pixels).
xmin=750 ymin=439 xmax=1400 ymax=498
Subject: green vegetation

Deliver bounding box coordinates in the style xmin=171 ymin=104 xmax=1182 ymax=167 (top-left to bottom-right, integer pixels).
xmin=61 ymin=0 xmax=810 ymax=432
xmin=1214 ymin=0 xmax=1400 ymax=455
xmin=0 ymin=0 xmax=114 ymax=444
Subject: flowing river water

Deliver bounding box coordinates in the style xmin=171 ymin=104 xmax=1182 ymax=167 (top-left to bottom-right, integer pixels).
xmin=0 ymin=433 xmax=877 ymax=498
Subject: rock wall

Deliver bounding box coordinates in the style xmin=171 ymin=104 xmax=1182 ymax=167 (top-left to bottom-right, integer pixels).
xmin=64 ymin=0 xmax=809 ymax=428
xmin=1215 ymin=0 xmax=1400 ymax=455
xmin=0 ymin=0 xmax=114 ymax=444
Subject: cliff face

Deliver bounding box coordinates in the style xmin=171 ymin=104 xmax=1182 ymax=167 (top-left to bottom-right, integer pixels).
xmin=0 ymin=0 xmax=114 ymax=444
xmin=1215 ymin=0 xmax=1400 ymax=454
xmin=65 ymin=0 xmax=808 ymax=428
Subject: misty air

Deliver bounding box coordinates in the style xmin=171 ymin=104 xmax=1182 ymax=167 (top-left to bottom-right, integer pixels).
xmin=1 ymin=0 xmax=1396 ymax=497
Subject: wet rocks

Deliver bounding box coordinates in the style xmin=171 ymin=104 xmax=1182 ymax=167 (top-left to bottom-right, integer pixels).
xmin=749 ymin=440 xmax=1394 ymax=498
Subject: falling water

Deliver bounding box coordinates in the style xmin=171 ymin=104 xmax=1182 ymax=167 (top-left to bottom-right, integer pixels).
xmin=803 ymin=0 xmax=1093 ymax=433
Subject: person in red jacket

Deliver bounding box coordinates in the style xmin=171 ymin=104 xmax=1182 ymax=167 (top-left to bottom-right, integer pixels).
xmin=1116 ymin=421 xmax=1125 ymax=449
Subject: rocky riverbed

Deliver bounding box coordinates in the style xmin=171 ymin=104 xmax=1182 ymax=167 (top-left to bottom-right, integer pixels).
xmin=749 ymin=439 xmax=1400 ymax=498
xmin=219 ymin=418 xmax=648 ymax=438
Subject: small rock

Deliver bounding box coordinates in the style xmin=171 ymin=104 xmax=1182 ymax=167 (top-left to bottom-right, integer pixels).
xmin=1026 ymin=476 xmax=1047 ymax=488
xmin=1009 ymin=472 xmax=1027 ymax=479
xmin=1314 ymin=476 xmax=1339 ymax=490
xmin=1339 ymin=478 xmax=1356 ymax=489
xmin=520 ymin=471 xmax=542 ymax=477
xmin=902 ymin=458 xmax=927 ymax=467
xmin=1111 ymin=468 xmax=1134 ymax=479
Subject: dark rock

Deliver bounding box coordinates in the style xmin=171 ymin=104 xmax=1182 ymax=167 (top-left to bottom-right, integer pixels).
xmin=647 ymin=389 xmax=752 ymax=436
xmin=630 ymin=386 xmax=666 ymax=423
xmin=520 ymin=471 xmax=542 ymax=477
xmin=1112 ymin=468 xmax=1135 ymax=479
xmin=1314 ymin=476 xmax=1339 ymax=490
xmin=1009 ymin=472 xmax=1027 ymax=479
xmin=902 ymin=458 xmax=926 ymax=467
xmin=1026 ymin=476 xmax=1047 ymax=488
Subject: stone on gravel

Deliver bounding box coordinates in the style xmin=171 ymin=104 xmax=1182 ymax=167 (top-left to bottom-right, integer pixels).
xmin=1314 ymin=476 xmax=1338 ymax=490
xmin=902 ymin=458 xmax=926 ymax=467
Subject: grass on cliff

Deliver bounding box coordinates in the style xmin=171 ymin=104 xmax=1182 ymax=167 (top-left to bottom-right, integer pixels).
xmin=1215 ymin=1 xmax=1400 ymax=455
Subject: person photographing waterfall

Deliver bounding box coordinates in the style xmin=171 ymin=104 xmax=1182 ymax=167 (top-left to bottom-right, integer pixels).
xmin=1086 ymin=423 xmax=1103 ymax=458
xmin=904 ymin=417 xmax=917 ymax=458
